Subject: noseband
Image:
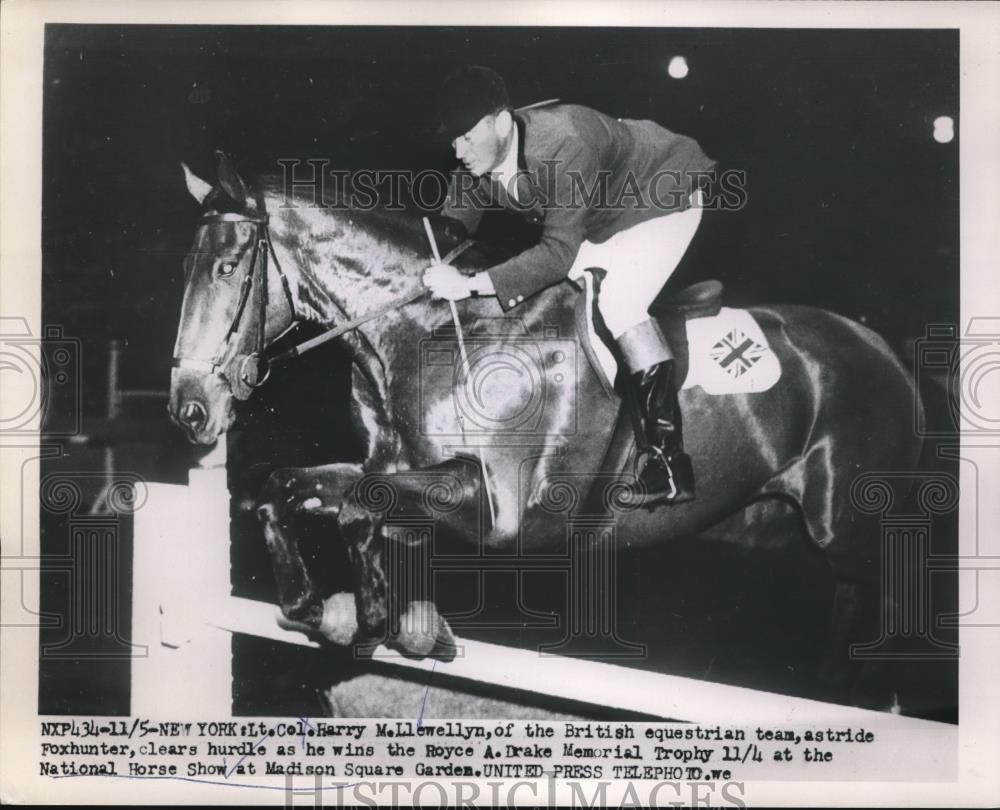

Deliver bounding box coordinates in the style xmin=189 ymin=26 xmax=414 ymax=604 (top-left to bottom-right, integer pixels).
xmin=172 ymin=198 xmax=296 ymax=391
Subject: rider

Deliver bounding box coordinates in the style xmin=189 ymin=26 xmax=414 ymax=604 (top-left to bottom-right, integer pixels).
xmin=423 ymin=65 xmax=716 ymax=503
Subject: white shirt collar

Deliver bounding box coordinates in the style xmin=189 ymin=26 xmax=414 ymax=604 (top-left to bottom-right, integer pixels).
xmin=489 ymin=125 xmax=520 ymax=202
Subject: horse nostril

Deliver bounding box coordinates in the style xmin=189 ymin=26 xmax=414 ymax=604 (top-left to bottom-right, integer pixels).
xmin=179 ymin=400 xmax=207 ymax=430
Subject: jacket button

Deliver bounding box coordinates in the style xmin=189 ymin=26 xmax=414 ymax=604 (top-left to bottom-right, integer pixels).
xmin=508 ymin=298 xmax=517 ymax=307
xmin=516 ymin=295 xmax=524 ymax=302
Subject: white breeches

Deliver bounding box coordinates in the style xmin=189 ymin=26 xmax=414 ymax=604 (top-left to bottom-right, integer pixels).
xmin=568 ymin=190 xmax=703 ymax=338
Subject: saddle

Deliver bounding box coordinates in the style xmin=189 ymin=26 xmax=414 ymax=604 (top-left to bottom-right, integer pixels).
xmin=573 ymin=273 xmax=724 ymax=396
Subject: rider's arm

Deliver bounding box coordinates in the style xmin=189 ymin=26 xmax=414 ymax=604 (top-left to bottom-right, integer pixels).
xmin=484 ymin=137 xmax=596 ymax=310
xmin=468 ymin=272 xmax=495 ymax=296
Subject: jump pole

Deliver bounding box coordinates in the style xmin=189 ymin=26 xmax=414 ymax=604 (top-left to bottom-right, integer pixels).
xmin=131 ymin=445 xmax=948 ymax=730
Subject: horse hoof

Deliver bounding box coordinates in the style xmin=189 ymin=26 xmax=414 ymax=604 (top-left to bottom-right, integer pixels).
xmin=276 ymin=613 xmax=318 ymax=637
xmin=433 ymin=618 xmax=458 ymax=661
xmin=396 ymin=601 xmax=443 ymax=656
xmin=318 ymin=592 xmax=358 ymax=646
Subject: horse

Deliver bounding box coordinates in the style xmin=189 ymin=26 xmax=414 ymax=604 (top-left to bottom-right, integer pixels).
xmin=169 ymin=153 xmax=923 ymax=692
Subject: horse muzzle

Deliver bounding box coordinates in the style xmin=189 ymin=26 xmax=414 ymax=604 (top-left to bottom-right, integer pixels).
xmin=169 ymin=367 xmax=236 ymax=444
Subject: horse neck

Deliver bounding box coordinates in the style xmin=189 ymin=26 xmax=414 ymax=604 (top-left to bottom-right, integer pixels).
xmin=263 ymin=191 xmax=452 ymax=451
xmin=266 ymin=192 xmax=432 ymax=331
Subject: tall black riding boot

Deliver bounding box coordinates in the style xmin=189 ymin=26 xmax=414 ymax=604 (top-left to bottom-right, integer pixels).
xmin=630 ymin=359 xmax=696 ymax=503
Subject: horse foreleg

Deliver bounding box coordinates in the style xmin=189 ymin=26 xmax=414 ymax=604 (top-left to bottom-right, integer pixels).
xmin=338 ymin=498 xmax=390 ymax=642
xmin=257 ymin=463 xmax=363 ymax=641
xmin=339 ymin=503 xmax=456 ymax=656
xmin=338 ymin=455 xmax=487 ymax=656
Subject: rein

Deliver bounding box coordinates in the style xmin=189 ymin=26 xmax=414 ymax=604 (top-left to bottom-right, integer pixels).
xmin=172 ymin=195 xmax=474 ymax=390
xmin=268 ymin=239 xmax=473 ymax=367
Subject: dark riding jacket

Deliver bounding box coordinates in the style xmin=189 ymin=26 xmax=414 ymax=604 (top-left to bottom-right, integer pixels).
xmin=441 ymin=103 xmax=717 ymax=311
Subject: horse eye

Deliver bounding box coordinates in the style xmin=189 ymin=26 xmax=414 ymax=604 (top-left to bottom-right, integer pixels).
xmin=216 ymin=260 xmax=237 ymax=278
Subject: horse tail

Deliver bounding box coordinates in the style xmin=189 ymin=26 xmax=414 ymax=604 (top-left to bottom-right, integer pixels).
xmin=824 ymin=310 xmax=925 ymax=466
xmin=751 ymin=305 xmax=923 ymax=580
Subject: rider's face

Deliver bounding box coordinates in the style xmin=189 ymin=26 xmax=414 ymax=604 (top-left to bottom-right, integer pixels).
xmin=452 ymin=113 xmax=508 ymax=177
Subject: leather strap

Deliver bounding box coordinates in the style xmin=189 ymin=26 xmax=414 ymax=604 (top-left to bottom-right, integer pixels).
xmin=270 ymin=239 xmax=476 ymax=364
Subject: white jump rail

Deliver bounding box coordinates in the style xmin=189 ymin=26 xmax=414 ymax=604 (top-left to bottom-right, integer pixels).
xmin=131 ymin=444 xmax=949 ymax=729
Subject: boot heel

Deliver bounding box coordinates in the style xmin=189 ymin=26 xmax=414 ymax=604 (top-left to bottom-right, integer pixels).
xmin=634 ymin=448 xmax=696 ymax=504
xmin=665 ymin=452 xmax=695 ymax=503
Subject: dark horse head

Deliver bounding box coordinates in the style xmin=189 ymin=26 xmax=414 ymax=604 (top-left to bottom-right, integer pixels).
xmin=169 ymin=151 xmax=443 ymax=447
xmin=169 ymin=153 xmax=299 ymax=444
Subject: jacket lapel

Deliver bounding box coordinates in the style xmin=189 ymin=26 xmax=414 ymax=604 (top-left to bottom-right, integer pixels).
xmin=512 ymin=114 xmax=543 ymax=217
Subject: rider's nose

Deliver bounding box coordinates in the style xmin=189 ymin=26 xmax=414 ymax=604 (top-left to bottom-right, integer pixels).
xmin=178 ymin=400 xmax=207 ymax=432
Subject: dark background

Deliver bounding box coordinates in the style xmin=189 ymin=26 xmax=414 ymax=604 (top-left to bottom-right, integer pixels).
xmin=38 ymin=25 xmax=959 ymax=718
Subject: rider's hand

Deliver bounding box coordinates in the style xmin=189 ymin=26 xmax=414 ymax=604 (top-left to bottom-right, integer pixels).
xmin=423 ymin=263 xmax=471 ymax=302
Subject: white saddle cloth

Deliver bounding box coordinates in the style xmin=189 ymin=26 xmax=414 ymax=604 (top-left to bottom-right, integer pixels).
xmin=582 ymin=274 xmax=782 ymax=395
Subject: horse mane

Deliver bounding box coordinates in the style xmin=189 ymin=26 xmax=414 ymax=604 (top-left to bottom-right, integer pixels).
xmin=254 ymin=174 xmax=446 ymax=259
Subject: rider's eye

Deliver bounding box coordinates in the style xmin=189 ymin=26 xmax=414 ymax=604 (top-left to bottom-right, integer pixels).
xmin=216 ymin=260 xmax=237 ymax=278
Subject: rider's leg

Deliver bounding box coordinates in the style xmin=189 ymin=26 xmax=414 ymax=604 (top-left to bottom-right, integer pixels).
xmin=617 ymin=321 xmax=695 ymax=501
xmin=589 ymin=193 xmax=704 ymax=501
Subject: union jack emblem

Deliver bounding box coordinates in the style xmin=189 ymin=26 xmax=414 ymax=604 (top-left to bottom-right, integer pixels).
xmin=709 ymin=329 xmax=767 ymax=377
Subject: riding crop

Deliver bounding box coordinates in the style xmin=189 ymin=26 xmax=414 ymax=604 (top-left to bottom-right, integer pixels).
xmin=422 ymin=217 xmax=498 ymax=529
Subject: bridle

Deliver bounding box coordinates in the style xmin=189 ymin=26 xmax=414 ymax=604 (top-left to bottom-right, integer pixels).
xmin=171 ymin=193 xmax=297 ymax=392
xmin=172 ymin=190 xmax=473 ymax=393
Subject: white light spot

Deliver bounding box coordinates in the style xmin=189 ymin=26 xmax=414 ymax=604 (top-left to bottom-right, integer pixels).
xmin=932 ymin=116 xmax=954 ymax=144
xmin=301 ymin=497 xmax=322 ymax=510
xmin=667 ymin=56 xmax=689 ymax=80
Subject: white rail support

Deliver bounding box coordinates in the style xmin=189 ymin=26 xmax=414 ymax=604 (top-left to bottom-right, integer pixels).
xmin=132 ymin=442 xmax=231 ymax=717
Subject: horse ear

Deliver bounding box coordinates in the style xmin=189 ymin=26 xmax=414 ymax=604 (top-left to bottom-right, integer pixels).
xmin=215 ymin=150 xmax=251 ymax=208
xmin=181 ymin=163 xmax=213 ymax=204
